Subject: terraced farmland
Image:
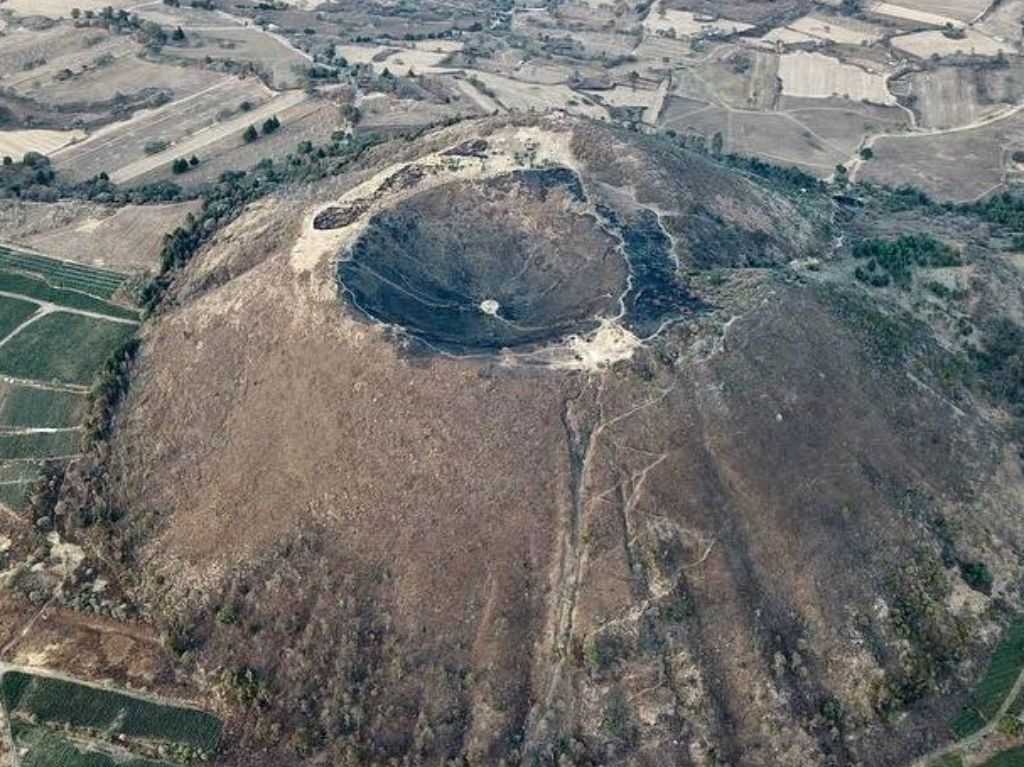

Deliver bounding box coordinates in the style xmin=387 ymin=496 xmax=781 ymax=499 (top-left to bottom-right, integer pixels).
xmin=0 ymin=244 xmax=138 ymax=512
xmin=1 ymin=668 xmax=222 ymax=766
xmin=0 ymin=246 xmax=128 ymax=300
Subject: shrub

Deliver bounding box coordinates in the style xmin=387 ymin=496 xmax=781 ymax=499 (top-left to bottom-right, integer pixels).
xmin=958 ymin=560 xmax=993 ymax=594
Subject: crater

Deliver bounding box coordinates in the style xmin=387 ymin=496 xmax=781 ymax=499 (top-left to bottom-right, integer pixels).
xmin=336 ymin=167 xmax=702 ymax=354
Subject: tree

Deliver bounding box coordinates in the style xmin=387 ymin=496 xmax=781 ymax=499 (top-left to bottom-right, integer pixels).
xmin=243 ymin=124 xmax=259 ymax=143
xmin=261 ymin=115 xmax=280 ymax=135
xmin=189 ymin=155 xmax=199 ymax=166
xmin=171 ymin=26 xmax=186 ymax=41
xmin=171 ymin=157 xmax=189 ymax=174
xmin=711 ymin=131 xmax=724 ymax=156
xmin=2 ymin=156 xmax=12 ymax=166
xmin=860 ymin=147 xmax=874 ymax=160
xmin=70 ymin=7 xmax=81 ymax=19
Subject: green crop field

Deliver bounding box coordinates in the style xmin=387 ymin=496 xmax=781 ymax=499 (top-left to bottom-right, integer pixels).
xmin=0 ymin=246 xmax=127 ymax=300
xmin=0 ymin=294 xmax=37 ymax=338
xmin=10 ymin=721 xmax=173 ymax=767
xmin=0 ymin=313 xmax=135 ymax=386
xmin=0 ymin=461 xmax=42 ymax=482
xmin=0 ymin=246 xmax=139 ymax=510
xmin=979 ymin=746 xmax=1024 ymax=767
xmin=0 ymin=385 xmax=86 ymax=428
xmin=951 ymin=617 xmax=1024 ymax=739
xmin=0 ymin=269 xmax=138 ymax=321
xmin=3 ymin=671 xmax=223 ymax=753
xmin=0 ymin=480 xmax=31 ymax=509
xmin=0 ymin=431 xmax=79 ymax=460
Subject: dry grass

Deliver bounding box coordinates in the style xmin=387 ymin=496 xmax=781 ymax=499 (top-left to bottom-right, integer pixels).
xmin=0 ymin=129 xmax=84 ymax=158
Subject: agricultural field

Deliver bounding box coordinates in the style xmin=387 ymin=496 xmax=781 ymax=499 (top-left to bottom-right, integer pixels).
xmin=785 ymin=14 xmax=886 ymax=45
xmin=868 ymin=1 xmax=966 ymax=28
xmin=14 ymin=54 xmax=226 ymax=108
xmin=0 ymin=128 xmax=84 ymax=159
xmin=0 ymin=244 xmax=137 ymax=511
xmin=1 ymin=34 xmax=135 ymax=96
xmin=52 ymin=78 xmax=280 ymax=183
xmin=0 ymin=200 xmax=202 ymax=272
xmin=124 ymin=91 xmax=319 ymax=187
xmin=1 ymin=668 xmax=222 ymax=765
xmin=778 ymin=51 xmax=894 ymax=104
xmin=901 ymin=66 xmax=1024 ymax=129
xmin=874 ymin=0 xmax=991 ymax=24
xmin=644 ymin=3 xmax=754 ymax=37
xmin=891 ymin=30 xmax=1008 ymax=59
xmin=160 ymin=27 xmax=310 ymax=90
xmin=860 ymin=108 xmax=1024 ymax=201
xmin=1 ymin=0 xmax=136 ymax=18
xmin=977 ymin=0 xmax=1024 ymax=46
xmin=950 ymin=618 xmax=1024 ymax=739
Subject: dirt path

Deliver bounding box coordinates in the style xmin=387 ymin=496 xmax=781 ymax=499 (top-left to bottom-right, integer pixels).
xmin=0 ymin=291 xmax=139 ymax=328
xmin=0 ymin=427 xmax=80 ymax=436
xmin=0 ymin=376 xmax=86 ymax=394
xmin=846 ymin=102 xmax=1024 ymax=185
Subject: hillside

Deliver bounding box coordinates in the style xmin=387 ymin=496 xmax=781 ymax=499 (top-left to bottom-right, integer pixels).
xmin=34 ymin=115 xmax=1015 ymax=766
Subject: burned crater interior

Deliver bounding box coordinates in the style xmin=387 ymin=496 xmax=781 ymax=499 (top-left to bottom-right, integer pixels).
xmin=336 ymin=166 xmax=700 ymax=352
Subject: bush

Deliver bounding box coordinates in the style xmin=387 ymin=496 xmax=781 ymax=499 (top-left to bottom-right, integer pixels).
xmin=242 ymin=124 xmax=258 ymax=143
xmin=958 ymin=560 xmax=993 ymax=594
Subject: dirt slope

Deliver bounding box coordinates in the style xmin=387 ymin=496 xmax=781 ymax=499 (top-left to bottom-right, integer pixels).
xmin=95 ymin=116 xmax=1024 ymax=767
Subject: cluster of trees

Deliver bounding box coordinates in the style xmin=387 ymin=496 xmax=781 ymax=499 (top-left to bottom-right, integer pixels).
xmin=242 ymin=115 xmax=281 ymax=143
xmin=171 ymin=155 xmax=200 ymax=174
xmin=852 ymin=234 xmax=961 ymax=290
